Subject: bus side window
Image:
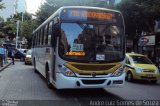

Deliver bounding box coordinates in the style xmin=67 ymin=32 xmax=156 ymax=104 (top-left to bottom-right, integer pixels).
xmin=38 ymin=31 xmax=41 ymax=46
xmin=48 ymin=21 xmax=53 ymax=46
xmin=52 ymin=23 xmax=59 ymax=47
xmin=44 ymin=24 xmax=49 ymax=45
xmin=35 ymin=32 xmax=38 ymax=46
xmin=39 ymin=29 xmax=42 ymax=46
xmin=41 ymin=27 xmax=44 ymax=45
xmin=32 ymin=35 xmax=35 ymax=47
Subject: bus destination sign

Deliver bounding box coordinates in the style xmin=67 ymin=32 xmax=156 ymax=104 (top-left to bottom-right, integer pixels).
xmin=61 ymin=9 xmax=115 ymax=21
xmin=69 ymin=10 xmax=113 ymax=20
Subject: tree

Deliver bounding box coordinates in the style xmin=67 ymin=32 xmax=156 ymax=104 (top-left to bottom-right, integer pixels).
xmin=116 ymin=0 xmax=160 ymax=39
xmin=0 ymin=12 xmax=38 ymax=44
xmin=0 ymin=16 xmax=4 ymax=37
xmin=36 ymin=0 xmax=62 ymax=24
xmin=0 ymin=0 xmax=5 ymax=10
xmin=0 ymin=0 xmax=5 ymax=38
xmin=36 ymin=0 xmax=96 ymax=24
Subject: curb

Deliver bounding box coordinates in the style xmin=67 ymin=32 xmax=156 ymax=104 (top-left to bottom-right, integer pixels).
xmin=0 ymin=61 xmax=13 ymax=72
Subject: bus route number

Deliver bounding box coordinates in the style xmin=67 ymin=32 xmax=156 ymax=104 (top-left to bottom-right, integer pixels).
xmin=72 ymin=43 xmax=84 ymax=51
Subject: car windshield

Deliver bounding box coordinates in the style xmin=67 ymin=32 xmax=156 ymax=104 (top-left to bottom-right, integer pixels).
xmin=26 ymin=50 xmax=32 ymax=55
xmin=59 ymin=22 xmax=125 ymax=62
xmin=130 ymin=55 xmax=153 ymax=64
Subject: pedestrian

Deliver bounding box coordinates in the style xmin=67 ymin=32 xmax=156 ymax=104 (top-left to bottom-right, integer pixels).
xmin=11 ymin=48 xmax=15 ymax=65
xmin=0 ymin=46 xmax=3 ymax=67
xmin=4 ymin=46 xmax=8 ymax=64
xmin=0 ymin=45 xmax=5 ymax=67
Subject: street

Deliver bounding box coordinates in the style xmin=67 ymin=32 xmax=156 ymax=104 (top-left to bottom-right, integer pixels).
xmin=0 ymin=61 xmax=160 ymax=106
xmin=0 ymin=61 xmax=121 ymax=106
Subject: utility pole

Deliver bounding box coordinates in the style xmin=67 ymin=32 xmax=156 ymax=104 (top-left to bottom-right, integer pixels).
xmin=21 ymin=12 xmax=24 ymax=36
xmin=16 ymin=20 xmax=19 ymax=49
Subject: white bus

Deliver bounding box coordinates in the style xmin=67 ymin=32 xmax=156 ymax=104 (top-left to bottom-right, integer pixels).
xmin=31 ymin=6 xmax=126 ymax=89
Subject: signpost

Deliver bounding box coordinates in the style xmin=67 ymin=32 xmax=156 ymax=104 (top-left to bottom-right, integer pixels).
xmin=139 ymin=36 xmax=155 ymax=46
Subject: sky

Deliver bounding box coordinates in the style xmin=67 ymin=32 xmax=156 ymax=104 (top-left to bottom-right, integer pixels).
xmin=25 ymin=0 xmax=121 ymax=14
xmin=25 ymin=0 xmax=44 ymax=14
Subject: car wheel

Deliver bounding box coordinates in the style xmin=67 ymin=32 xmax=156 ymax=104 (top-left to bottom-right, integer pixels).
xmin=127 ymin=72 xmax=133 ymax=82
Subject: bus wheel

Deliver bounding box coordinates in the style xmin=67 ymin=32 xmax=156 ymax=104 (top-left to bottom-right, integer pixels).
xmin=34 ymin=59 xmax=38 ymax=73
xmin=127 ymin=72 xmax=133 ymax=82
xmin=46 ymin=65 xmax=52 ymax=89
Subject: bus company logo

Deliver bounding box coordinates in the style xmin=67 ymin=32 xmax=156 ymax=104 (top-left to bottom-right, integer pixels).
xmin=91 ymin=72 xmax=97 ymax=77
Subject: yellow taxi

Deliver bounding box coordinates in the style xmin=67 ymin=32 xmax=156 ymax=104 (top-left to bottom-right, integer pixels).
xmin=25 ymin=49 xmax=32 ymax=65
xmin=125 ymin=53 xmax=159 ymax=83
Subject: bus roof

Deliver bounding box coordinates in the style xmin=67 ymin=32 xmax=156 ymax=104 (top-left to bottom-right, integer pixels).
xmin=60 ymin=6 xmax=121 ymax=13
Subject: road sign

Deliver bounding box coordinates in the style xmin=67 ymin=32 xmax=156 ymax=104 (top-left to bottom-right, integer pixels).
xmin=140 ymin=37 xmax=149 ymax=45
xmin=139 ymin=36 xmax=155 ymax=46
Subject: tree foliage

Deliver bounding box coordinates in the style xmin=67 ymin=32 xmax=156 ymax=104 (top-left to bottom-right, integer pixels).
xmin=0 ymin=16 xmax=4 ymax=37
xmin=0 ymin=0 xmax=5 ymax=10
xmin=0 ymin=12 xmax=38 ymax=40
xmin=116 ymin=0 xmax=160 ymax=38
xmin=36 ymin=0 xmax=114 ymax=25
xmin=0 ymin=0 xmax=5 ymax=37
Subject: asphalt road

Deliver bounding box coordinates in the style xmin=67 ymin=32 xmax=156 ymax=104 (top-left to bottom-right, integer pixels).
xmin=0 ymin=61 xmax=160 ymax=106
xmin=0 ymin=61 xmax=121 ymax=106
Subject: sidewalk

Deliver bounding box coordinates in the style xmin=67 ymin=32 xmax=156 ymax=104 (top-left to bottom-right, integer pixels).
xmin=0 ymin=59 xmax=12 ymax=72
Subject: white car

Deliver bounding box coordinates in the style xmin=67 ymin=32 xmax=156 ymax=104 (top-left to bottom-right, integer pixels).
xmin=18 ymin=49 xmax=28 ymax=55
xmin=25 ymin=49 xmax=32 ymax=64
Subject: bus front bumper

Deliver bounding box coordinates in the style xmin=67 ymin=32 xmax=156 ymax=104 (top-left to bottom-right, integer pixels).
xmin=55 ymin=73 xmax=125 ymax=89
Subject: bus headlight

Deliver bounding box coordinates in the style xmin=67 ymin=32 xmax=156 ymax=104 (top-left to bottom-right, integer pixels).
xmin=134 ymin=68 xmax=142 ymax=73
xmin=111 ymin=67 xmax=124 ymax=77
xmin=58 ymin=65 xmax=76 ymax=77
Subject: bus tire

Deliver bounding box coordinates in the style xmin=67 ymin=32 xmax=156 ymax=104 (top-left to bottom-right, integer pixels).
xmin=34 ymin=59 xmax=38 ymax=73
xmin=127 ymin=71 xmax=133 ymax=82
xmin=46 ymin=64 xmax=52 ymax=89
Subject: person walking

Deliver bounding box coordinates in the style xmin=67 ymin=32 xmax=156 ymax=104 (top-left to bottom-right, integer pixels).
xmin=5 ymin=47 xmax=8 ymax=63
xmin=0 ymin=46 xmax=3 ymax=67
xmin=0 ymin=46 xmax=5 ymax=67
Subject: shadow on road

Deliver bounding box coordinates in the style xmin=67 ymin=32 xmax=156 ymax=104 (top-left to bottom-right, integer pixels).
xmin=125 ymin=79 xmax=160 ymax=86
xmin=55 ymin=88 xmax=122 ymax=99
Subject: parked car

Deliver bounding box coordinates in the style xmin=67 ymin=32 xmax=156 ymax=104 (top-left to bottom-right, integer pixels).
xmin=125 ymin=53 xmax=159 ymax=83
xmin=18 ymin=49 xmax=28 ymax=55
xmin=25 ymin=49 xmax=32 ymax=65
xmin=8 ymin=48 xmax=25 ymax=61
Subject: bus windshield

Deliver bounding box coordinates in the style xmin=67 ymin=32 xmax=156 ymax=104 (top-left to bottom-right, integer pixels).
xmin=59 ymin=22 xmax=125 ymax=62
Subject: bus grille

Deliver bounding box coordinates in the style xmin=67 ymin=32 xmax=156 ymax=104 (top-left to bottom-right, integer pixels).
xmin=72 ymin=64 xmax=115 ymax=71
xmin=143 ymin=69 xmax=155 ymax=73
xmin=81 ymin=80 xmax=105 ymax=84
